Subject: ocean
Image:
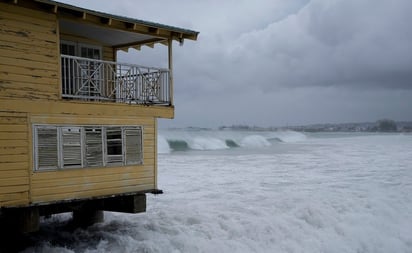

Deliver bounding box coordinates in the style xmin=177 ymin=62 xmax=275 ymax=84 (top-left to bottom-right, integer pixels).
xmin=21 ymin=129 xmax=412 ymax=253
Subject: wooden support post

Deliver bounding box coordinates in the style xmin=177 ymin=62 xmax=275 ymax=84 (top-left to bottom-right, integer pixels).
xmin=102 ymin=194 xmax=146 ymax=213
xmin=19 ymin=208 xmax=39 ymax=233
xmin=154 ymin=118 xmax=158 ymax=189
xmin=72 ymin=207 xmax=104 ymax=228
xmin=168 ymin=38 xmax=173 ymax=105
xmin=0 ymin=207 xmax=39 ymax=233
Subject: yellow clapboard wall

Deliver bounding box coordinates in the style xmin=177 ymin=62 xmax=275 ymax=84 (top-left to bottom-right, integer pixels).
xmin=0 ymin=2 xmax=169 ymax=207
xmin=0 ymin=2 xmax=59 ymax=100
xmin=29 ymin=115 xmax=157 ymax=204
xmin=0 ymin=112 xmax=30 ymax=206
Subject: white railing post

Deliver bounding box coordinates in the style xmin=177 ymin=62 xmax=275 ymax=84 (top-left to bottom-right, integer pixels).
xmin=168 ymin=38 xmax=173 ymax=106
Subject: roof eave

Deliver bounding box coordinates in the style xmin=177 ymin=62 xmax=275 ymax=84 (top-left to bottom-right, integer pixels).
xmin=32 ymin=0 xmax=199 ymax=42
xmin=15 ymin=0 xmax=199 ymax=46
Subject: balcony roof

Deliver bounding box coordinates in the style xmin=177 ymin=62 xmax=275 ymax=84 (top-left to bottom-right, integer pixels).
xmin=10 ymin=0 xmax=199 ymax=50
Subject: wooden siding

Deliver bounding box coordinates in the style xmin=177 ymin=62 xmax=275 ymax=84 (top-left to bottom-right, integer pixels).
xmin=0 ymin=101 xmax=167 ymax=208
xmin=29 ymin=115 xmax=157 ymax=204
xmin=0 ymin=99 xmax=174 ymax=119
xmin=0 ymin=112 xmax=30 ymax=207
xmin=0 ymin=3 xmax=172 ymax=208
xmin=0 ymin=2 xmax=59 ymax=100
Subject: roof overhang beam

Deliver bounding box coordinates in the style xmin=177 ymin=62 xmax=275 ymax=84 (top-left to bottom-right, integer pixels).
xmin=114 ymin=38 xmax=167 ymax=51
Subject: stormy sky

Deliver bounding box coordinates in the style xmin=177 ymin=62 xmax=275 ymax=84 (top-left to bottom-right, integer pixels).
xmin=60 ymin=0 xmax=412 ymax=128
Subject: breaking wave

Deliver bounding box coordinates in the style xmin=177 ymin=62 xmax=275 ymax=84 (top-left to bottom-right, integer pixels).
xmin=240 ymin=135 xmax=271 ymax=148
xmin=158 ymin=129 xmax=307 ymax=153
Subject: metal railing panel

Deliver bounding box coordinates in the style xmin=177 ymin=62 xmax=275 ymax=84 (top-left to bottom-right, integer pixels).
xmin=61 ymin=55 xmax=171 ymax=105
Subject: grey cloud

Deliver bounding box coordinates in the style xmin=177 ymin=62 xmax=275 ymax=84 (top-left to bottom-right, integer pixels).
xmin=204 ymin=0 xmax=412 ymax=92
xmin=59 ymin=0 xmax=412 ymax=127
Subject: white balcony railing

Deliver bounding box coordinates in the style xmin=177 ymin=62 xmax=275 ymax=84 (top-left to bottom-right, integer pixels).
xmin=61 ymin=55 xmax=171 ymax=105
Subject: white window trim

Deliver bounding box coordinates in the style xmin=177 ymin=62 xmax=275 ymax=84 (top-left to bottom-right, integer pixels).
xmin=33 ymin=125 xmax=143 ymax=171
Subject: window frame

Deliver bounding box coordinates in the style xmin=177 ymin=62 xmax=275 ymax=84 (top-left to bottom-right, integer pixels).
xmin=84 ymin=126 xmax=104 ymax=168
xmin=105 ymin=126 xmax=124 ymax=166
xmin=33 ymin=125 xmax=143 ymax=171
xmin=60 ymin=126 xmax=83 ymax=169
xmin=60 ymin=41 xmax=102 ymax=59
xmin=33 ymin=125 xmax=59 ymax=171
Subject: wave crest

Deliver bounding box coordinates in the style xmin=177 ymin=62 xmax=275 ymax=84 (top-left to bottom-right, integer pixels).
xmin=191 ymin=137 xmax=229 ymax=150
xmin=158 ymin=129 xmax=307 ymax=153
xmin=274 ymin=131 xmax=307 ymax=143
xmin=240 ymin=135 xmax=271 ymax=148
xmin=158 ymin=135 xmax=171 ymax=154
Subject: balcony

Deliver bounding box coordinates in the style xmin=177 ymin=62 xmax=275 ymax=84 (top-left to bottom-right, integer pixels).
xmin=61 ymin=55 xmax=171 ymax=105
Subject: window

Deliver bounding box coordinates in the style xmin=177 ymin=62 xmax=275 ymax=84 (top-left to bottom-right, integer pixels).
xmin=106 ymin=127 xmax=123 ymax=165
xmin=125 ymin=128 xmax=143 ymax=165
xmin=60 ymin=41 xmax=101 ymax=59
xmin=61 ymin=43 xmax=76 ymax=56
xmin=34 ymin=125 xmax=143 ymax=171
xmin=85 ymin=127 xmax=103 ymax=167
xmin=61 ymin=127 xmax=82 ymax=168
xmin=35 ymin=126 xmax=58 ymax=169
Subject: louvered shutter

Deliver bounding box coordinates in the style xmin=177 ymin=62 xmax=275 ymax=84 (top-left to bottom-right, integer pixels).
xmin=85 ymin=127 xmax=103 ymax=167
xmin=37 ymin=127 xmax=58 ymax=170
xmin=106 ymin=127 xmax=123 ymax=165
xmin=62 ymin=127 xmax=82 ymax=168
xmin=125 ymin=127 xmax=142 ymax=165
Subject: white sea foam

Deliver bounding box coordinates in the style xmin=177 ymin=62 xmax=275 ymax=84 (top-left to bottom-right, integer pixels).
xmin=190 ymin=137 xmax=229 ymax=150
xmin=157 ymin=135 xmax=171 ymax=154
xmin=273 ymin=130 xmax=307 ymax=143
xmin=20 ymin=132 xmax=412 ymax=253
xmin=240 ymin=135 xmax=271 ymax=148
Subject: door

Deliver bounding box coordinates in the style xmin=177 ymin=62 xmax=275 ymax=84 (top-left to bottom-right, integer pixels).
xmin=78 ymin=44 xmax=102 ymax=98
xmin=61 ymin=41 xmax=76 ymax=96
xmin=60 ymin=41 xmax=102 ymax=99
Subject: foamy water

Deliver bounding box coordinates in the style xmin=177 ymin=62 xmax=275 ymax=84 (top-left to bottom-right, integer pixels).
xmin=157 ymin=129 xmax=307 ymax=153
xmin=20 ymin=131 xmax=412 ymax=253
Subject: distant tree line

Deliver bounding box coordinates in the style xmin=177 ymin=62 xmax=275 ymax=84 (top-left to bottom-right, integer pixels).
xmin=219 ymin=119 xmax=412 ymax=132
xmin=370 ymin=119 xmax=397 ymax=132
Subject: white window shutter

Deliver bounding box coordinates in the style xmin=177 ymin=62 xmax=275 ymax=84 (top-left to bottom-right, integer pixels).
xmin=37 ymin=127 xmax=58 ymax=169
xmin=106 ymin=127 xmax=123 ymax=165
xmin=125 ymin=127 xmax=142 ymax=165
xmin=62 ymin=127 xmax=82 ymax=168
xmin=85 ymin=127 xmax=103 ymax=167
xmin=34 ymin=125 xmax=144 ymax=170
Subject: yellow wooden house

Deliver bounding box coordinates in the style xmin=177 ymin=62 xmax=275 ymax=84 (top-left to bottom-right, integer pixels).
xmin=0 ymin=0 xmax=198 ymax=232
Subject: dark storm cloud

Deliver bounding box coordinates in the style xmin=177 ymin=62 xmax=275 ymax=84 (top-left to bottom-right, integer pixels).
xmin=164 ymin=0 xmax=412 ymax=126
xmin=60 ymin=0 xmax=412 ymax=126
xmin=59 ymin=0 xmax=412 ymax=92
xmin=214 ymin=0 xmax=412 ymax=91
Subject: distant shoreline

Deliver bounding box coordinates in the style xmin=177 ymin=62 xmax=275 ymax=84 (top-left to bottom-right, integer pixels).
xmin=216 ymin=120 xmax=412 ymax=133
